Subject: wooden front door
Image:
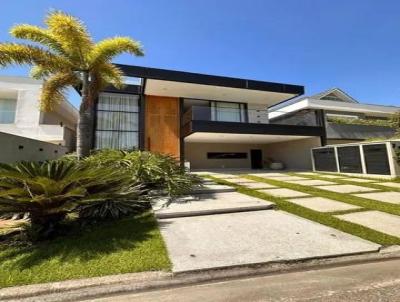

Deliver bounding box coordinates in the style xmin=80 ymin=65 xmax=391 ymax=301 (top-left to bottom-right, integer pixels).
xmin=145 ymin=95 xmax=180 ymax=158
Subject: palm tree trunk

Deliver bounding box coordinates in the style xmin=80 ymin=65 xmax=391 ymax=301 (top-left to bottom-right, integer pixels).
xmin=76 ymin=71 xmax=93 ymax=158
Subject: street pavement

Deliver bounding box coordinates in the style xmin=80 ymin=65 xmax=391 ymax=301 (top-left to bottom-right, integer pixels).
xmin=88 ymin=259 xmax=400 ymax=302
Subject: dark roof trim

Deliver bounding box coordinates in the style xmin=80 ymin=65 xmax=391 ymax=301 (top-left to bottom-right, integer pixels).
xmin=115 ymin=64 xmax=304 ymax=95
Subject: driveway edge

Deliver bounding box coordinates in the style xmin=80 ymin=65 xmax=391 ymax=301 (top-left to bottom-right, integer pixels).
xmin=2 ymin=247 xmax=400 ymax=302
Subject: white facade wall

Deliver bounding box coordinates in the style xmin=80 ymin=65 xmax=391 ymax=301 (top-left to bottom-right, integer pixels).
xmin=0 ymin=77 xmax=78 ymax=151
xmin=0 ymin=132 xmax=68 ymax=163
xmin=247 ymin=104 xmax=269 ymax=123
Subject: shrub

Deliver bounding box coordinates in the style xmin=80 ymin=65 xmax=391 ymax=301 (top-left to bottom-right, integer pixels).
xmin=81 ymin=149 xmax=201 ymax=197
xmin=0 ymin=160 xmax=146 ymax=240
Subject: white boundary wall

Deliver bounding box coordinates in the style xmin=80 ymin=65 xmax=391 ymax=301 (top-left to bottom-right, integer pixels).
xmin=0 ymin=132 xmax=68 ymax=163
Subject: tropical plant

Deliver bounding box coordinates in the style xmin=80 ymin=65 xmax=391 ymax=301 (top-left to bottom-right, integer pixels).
xmin=79 ymin=149 xmax=202 ymax=197
xmin=0 ymin=160 xmax=146 ymax=240
xmin=0 ymin=11 xmax=144 ymax=158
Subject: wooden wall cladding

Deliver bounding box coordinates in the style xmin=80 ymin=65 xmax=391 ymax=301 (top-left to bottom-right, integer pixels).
xmin=145 ymin=95 xmax=180 ymax=158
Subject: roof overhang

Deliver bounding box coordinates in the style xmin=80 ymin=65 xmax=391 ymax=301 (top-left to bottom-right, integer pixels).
xmin=185 ymin=132 xmax=314 ymax=144
xmin=116 ymin=64 xmax=304 ymax=105
xmin=269 ymin=98 xmax=400 ymax=119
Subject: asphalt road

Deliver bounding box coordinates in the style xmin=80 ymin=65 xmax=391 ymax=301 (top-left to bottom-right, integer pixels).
xmin=88 ymin=259 xmax=400 ymax=302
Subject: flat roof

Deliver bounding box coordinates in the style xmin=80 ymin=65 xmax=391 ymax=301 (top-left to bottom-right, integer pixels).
xmin=116 ymin=64 xmax=304 ymax=95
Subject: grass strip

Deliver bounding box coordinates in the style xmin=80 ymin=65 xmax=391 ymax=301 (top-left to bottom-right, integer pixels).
xmin=290 ymin=172 xmax=400 ymax=193
xmin=0 ymin=212 xmax=171 ymax=288
xmin=206 ymin=176 xmax=400 ymax=246
xmin=242 ymin=175 xmax=400 ymax=217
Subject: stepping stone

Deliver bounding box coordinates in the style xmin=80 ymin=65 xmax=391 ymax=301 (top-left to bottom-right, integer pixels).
xmin=224 ymin=178 xmax=257 ymax=184
xmin=263 ymin=176 xmax=308 ymax=181
xmin=249 ymin=172 xmax=288 ymax=177
xmin=211 ymin=174 xmax=238 ymax=179
xmin=317 ymin=174 xmax=345 ymax=179
xmin=240 ymin=182 xmax=277 ymax=189
xmin=287 ymin=197 xmax=361 ymax=212
xmin=317 ymin=185 xmax=377 ymax=194
xmin=297 ymin=172 xmax=319 ymax=176
xmin=354 ymin=192 xmax=400 ymax=204
xmin=153 ymin=192 xmax=275 ymax=219
xmin=191 ymin=184 xmax=236 ymax=194
xmin=336 ymin=211 xmax=400 ymax=238
xmin=160 ymin=210 xmax=380 ymax=273
xmin=287 ymin=179 xmax=336 ymax=186
xmin=343 ymin=178 xmax=375 ymax=183
xmin=376 ymin=182 xmax=400 ymax=189
xmin=258 ymin=188 xmax=310 ymax=198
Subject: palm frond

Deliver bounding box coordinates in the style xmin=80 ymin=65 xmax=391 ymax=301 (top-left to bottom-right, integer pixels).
xmin=45 ymin=11 xmax=93 ymax=66
xmin=40 ymin=72 xmax=79 ymax=111
xmin=89 ymin=36 xmax=143 ymax=68
xmin=0 ymin=43 xmax=70 ymax=70
xmin=10 ymin=24 xmax=66 ymax=56
xmin=98 ymin=63 xmax=124 ymax=89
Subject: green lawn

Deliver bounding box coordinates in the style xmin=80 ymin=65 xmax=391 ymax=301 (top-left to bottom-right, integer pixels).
xmin=207 ymin=175 xmax=400 ymax=246
xmin=0 ymin=212 xmax=171 ymax=288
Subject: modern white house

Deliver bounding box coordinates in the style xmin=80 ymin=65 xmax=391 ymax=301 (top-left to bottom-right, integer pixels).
xmin=269 ymin=88 xmax=399 ymax=145
xmin=0 ymin=76 xmax=78 ymax=151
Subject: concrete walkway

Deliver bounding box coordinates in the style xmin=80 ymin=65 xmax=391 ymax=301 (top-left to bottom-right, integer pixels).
xmin=159 ymin=210 xmax=380 ymax=272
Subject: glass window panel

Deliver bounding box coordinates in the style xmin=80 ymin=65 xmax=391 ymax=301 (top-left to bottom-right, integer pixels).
xmin=97 ymin=93 xmax=139 ymax=112
xmin=211 ymin=101 xmax=244 ymax=122
xmin=0 ymin=99 xmax=16 ymax=124
xmin=95 ymin=93 xmax=139 ymax=150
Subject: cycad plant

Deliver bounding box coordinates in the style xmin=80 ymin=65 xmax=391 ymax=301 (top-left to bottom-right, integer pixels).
xmin=0 ymin=11 xmax=144 ymax=158
xmin=0 ymin=160 xmax=145 ymax=239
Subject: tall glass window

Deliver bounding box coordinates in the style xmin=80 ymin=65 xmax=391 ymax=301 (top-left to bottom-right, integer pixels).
xmin=211 ymin=101 xmax=246 ymax=122
xmin=95 ymin=93 xmax=139 ymax=150
xmin=0 ymin=99 xmax=16 ymax=124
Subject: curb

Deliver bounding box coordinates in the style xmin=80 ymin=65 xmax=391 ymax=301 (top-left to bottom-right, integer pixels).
xmin=1 ymin=247 xmax=400 ymax=302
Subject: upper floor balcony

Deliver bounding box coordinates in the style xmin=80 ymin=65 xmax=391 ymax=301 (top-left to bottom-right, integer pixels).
xmin=182 ymin=106 xmax=326 ymax=139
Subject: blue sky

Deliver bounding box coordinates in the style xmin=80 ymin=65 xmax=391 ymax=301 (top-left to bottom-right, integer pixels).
xmin=1 ymin=0 xmax=400 ymax=108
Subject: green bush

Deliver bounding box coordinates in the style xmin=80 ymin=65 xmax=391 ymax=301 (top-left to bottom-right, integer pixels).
xmin=81 ymin=149 xmax=201 ymax=197
xmin=0 ymin=150 xmax=200 ymax=240
xmin=327 ymin=116 xmax=394 ymax=127
xmin=0 ymin=160 xmax=146 ymax=240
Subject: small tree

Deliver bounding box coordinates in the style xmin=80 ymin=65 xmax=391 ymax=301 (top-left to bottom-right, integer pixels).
xmin=0 ymin=11 xmax=144 ymax=158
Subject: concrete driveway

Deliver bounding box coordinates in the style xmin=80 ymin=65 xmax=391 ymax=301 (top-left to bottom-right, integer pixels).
xmin=154 ymin=178 xmax=381 ymax=273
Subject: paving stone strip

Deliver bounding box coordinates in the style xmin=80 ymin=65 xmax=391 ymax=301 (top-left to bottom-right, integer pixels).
xmin=153 ymin=192 xmax=275 ymax=219
xmin=258 ymin=188 xmax=310 ymax=198
xmin=336 ymin=211 xmax=400 ymax=238
xmin=239 ymin=182 xmax=277 ymax=189
xmin=286 ymin=179 xmax=336 ymax=186
xmin=376 ymin=182 xmax=400 ymax=189
xmin=342 ymin=178 xmax=376 ymax=183
xmin=248 ymin=172 xmax=288 ymax=177
xmin=353 ymin=192 xmax=400 ymax=204
xmin=287 ymin=197 xmax=362 ymax=213
xmin=263 ymin=176 xmax=308 ymax=181
xmin=160 ymin=210 xmax=381 ymax=273
xmin=316 ymin=184 xmax=378 ymax=194
xmin=222 ymin=177 xmax=257 ymax=184
xmin=315 ymin=174 xmax=346 ymax=179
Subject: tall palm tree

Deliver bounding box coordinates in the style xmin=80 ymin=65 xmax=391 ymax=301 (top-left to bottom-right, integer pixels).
xmin=0 ymin=11 xmax=144 ymax=158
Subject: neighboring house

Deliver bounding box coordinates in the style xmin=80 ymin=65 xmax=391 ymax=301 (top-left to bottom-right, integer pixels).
xmin=268 ymin=88 xmax=399 ymax=145
xmin=0 ymin=76 xmax=78 ymax=152
xmin=92 ymin=65 xmax=326 ymax=170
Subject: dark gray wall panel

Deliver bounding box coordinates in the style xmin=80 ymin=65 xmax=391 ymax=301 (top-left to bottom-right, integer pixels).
xmin=362 ymin=144 xmax=390 ymax=175
xmin=337 ymin=146 xmax=362 ymax=173
xmin=313 ymin=147 xmax=337 ymax=172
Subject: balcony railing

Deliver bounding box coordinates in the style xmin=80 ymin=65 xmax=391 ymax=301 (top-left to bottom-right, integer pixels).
xmin=183 ymin=106 xmax=322 ymax=127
